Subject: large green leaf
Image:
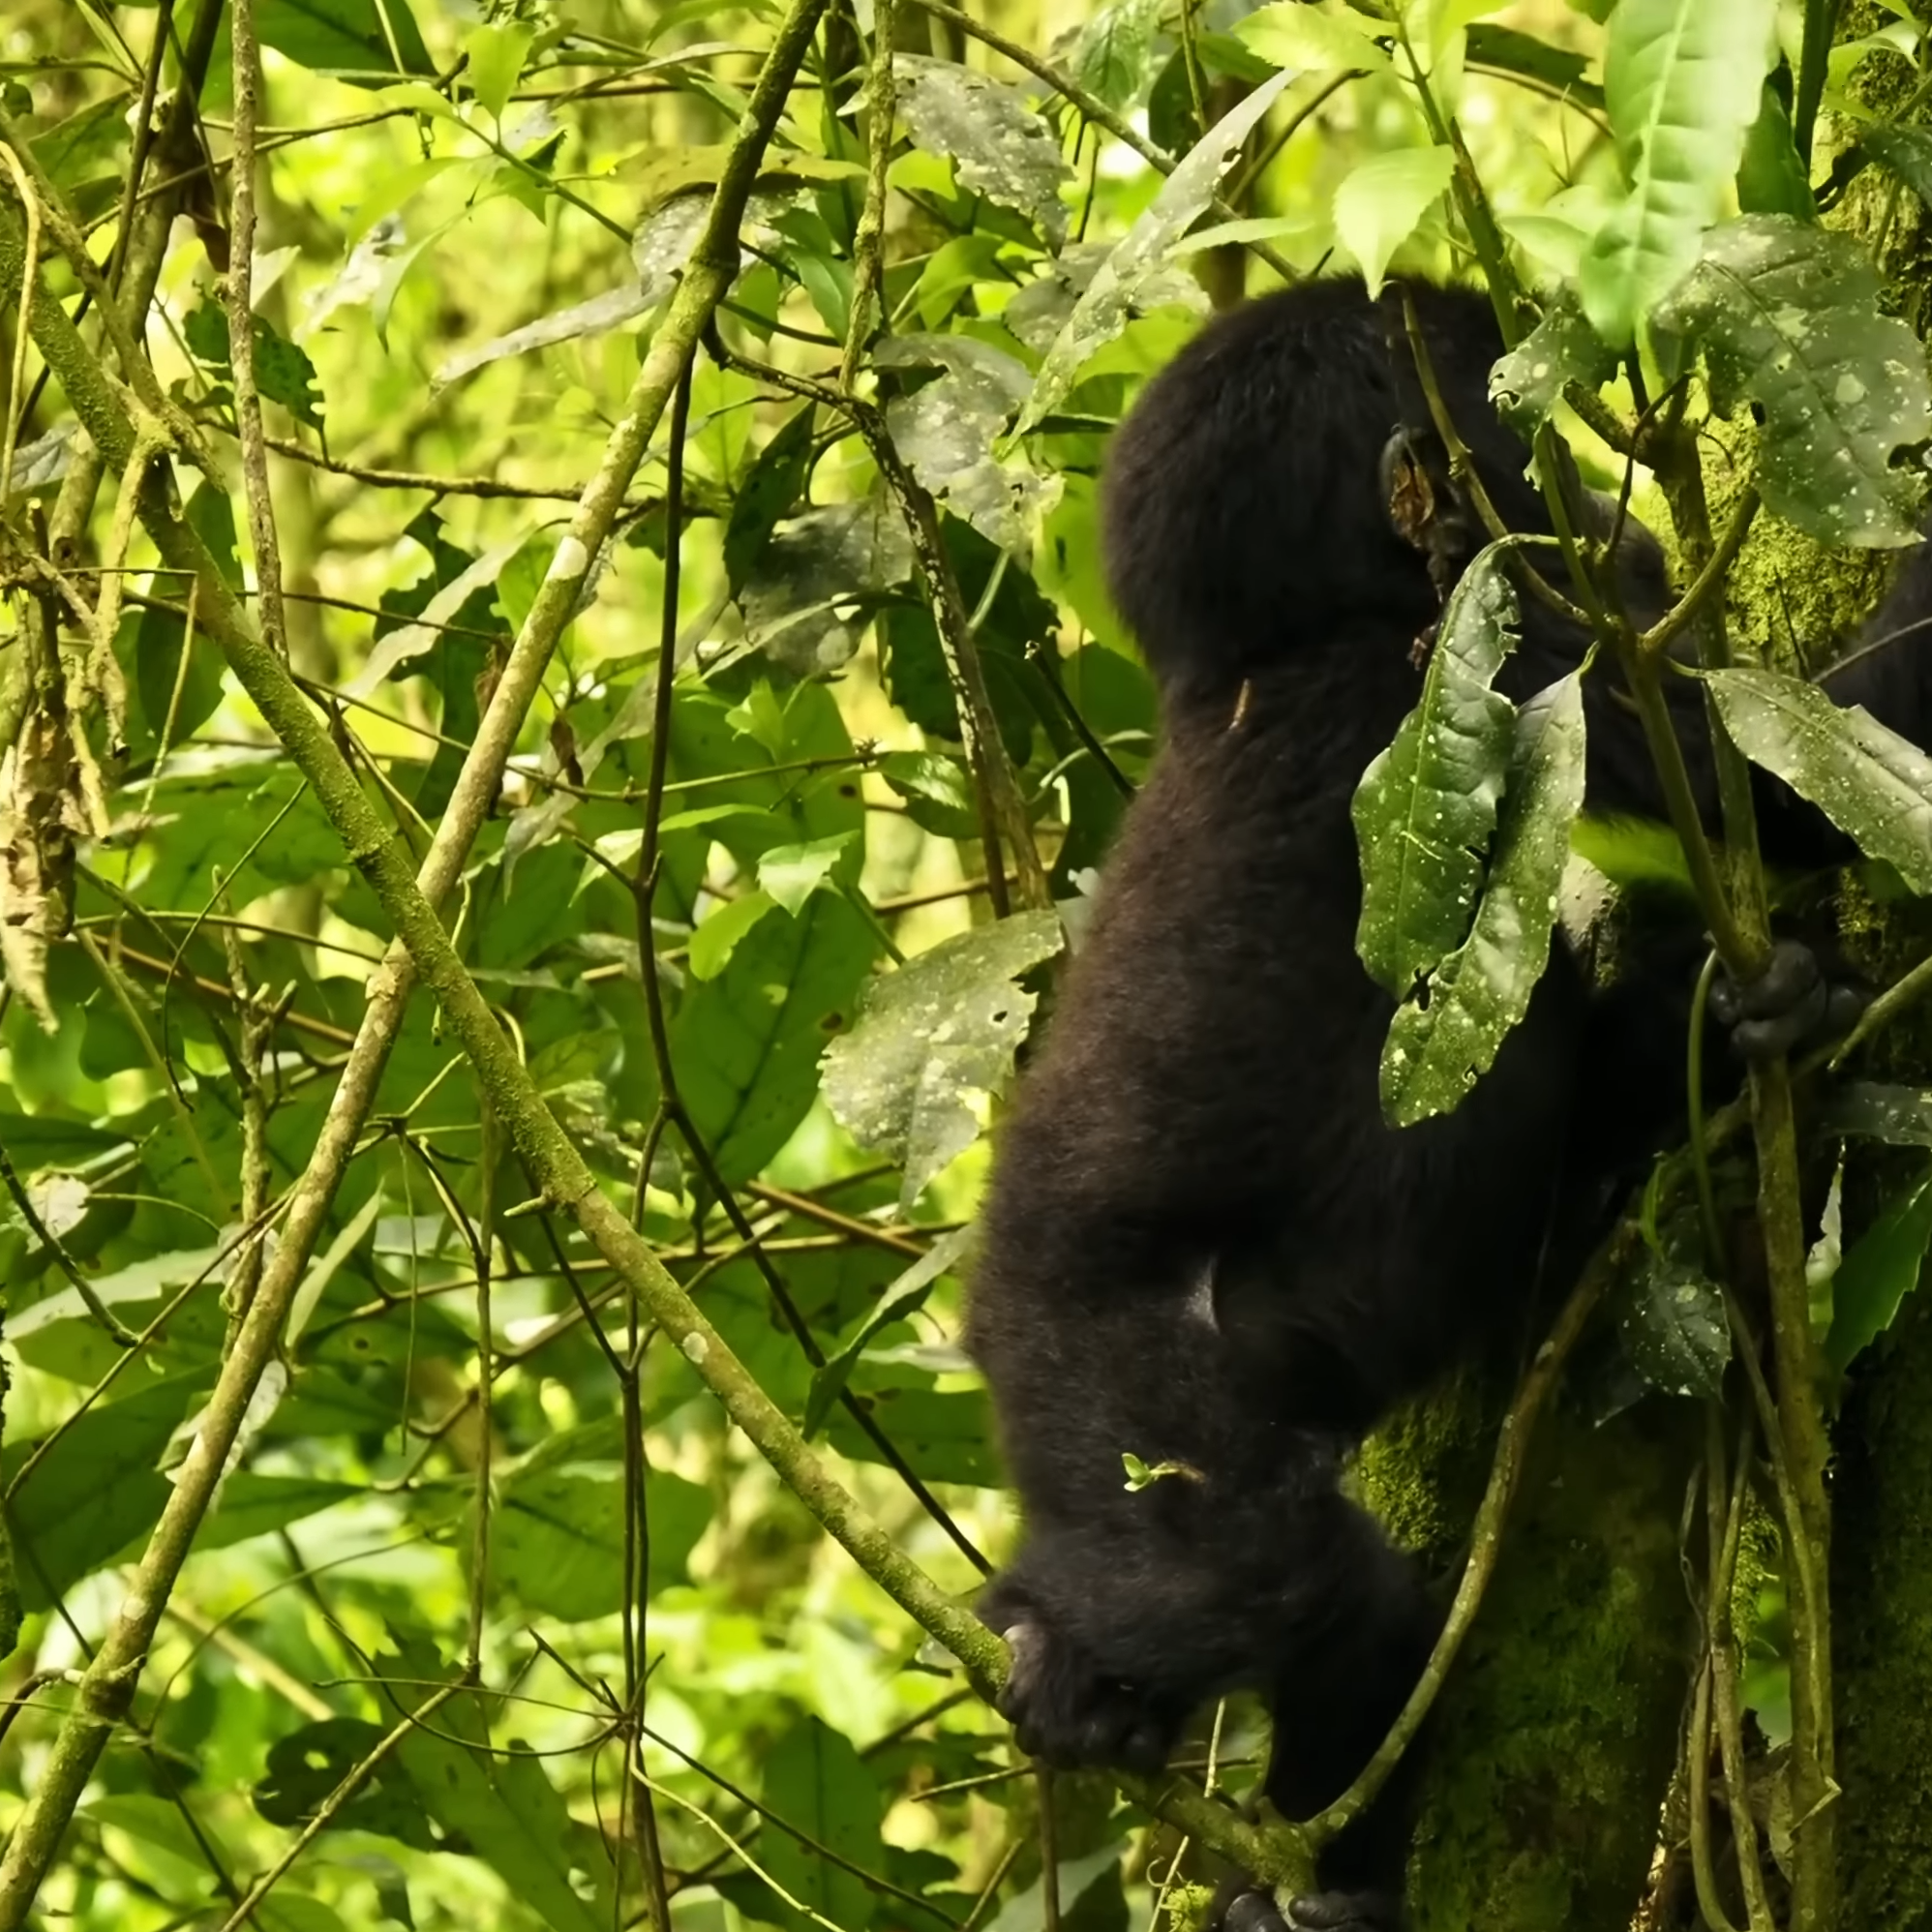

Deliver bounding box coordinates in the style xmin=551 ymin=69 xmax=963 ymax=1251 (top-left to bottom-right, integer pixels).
xmin=757 ymin=1719 xmax=885 ymax=1932
xmin=1380 ymin=672 xmax=1587 ymax=1126
xmin=1353 ymin=545 xmax=1522 ymax=998
xmin=1653 ymin=218 xmax=1932 ymax=546
xmin=378 ymin=1634 xmax=617 ymax=1932
xmin=820 ymin=908 xmax=1065 ymax=1208
xmin=487 ymin=1464 xmax=709 ymax=1621
xmin=1579 ymin=0 xmax=1778 ymax=346
xmin=677 ymin=891 xmax=880 ymax=1182
xmin=2 ymin=1372 xmax=206 ymax=1611
xmin=257 ymin=0 xmax=434 ymax=78
xmin=1705 ymin=667 xmax=1932 ymax=890
xmin=826 ymin=1379 xmax=1002 ymax=1487
xmin=1333 ymin=146 xmax=1455 ymax=296
xmin=1826 ymin=1162 xmax=1932 ymax=1374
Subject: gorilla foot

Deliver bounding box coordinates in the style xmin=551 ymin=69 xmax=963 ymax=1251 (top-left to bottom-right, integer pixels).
xmin=1223 ymin=1887 xmax=1402 ymax=1932
xmin=1711 ymin=937 xmax=1866 ymax=1061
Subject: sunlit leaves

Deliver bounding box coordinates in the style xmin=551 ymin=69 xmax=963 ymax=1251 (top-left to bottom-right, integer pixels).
xmin=895 ymin=57 xmax=1072 ymax=248
xmin=1013 ymin=73 xmax=1291 ymax=434
xmin=821 ymin=908 xmax=1064 ymax=1209
xmin=1333 ymin=147 xmax=1455 ymax=296
xmin=1654 ymin=218 xmax=1932 ymax=546
xmin=1579 ymin=0 xmax=1778 ymax=346
xmin=1070 ymin=0 xmax=1168 ymax=109
xmin=1238 ymin=1 xmax=1394 ymax=75
xmin=756 ymin=1719 xmax=887 ymax=1932
xmin=378 ymin=1637 xmax=618 ymax=1932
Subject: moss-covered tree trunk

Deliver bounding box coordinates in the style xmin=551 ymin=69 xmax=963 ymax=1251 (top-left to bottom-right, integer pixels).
xmin=1362 ymin=1374 xmax=1696 ymax=1931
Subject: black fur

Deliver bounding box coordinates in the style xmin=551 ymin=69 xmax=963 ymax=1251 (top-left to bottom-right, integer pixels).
xmin=965 ymin=276 xmax=1932 ymax=1927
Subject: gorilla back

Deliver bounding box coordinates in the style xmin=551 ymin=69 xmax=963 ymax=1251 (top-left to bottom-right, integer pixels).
xmin=967 ymin=279 xmax=1624 ymax=1927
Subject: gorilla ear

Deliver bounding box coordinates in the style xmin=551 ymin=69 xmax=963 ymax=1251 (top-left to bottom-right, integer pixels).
xmin=1378 ymin=422 xmax=1475 ymax=608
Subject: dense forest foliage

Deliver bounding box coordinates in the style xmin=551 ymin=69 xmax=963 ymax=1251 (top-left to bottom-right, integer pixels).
xmin=7 ymin=1 xmax=1932 ymax=1930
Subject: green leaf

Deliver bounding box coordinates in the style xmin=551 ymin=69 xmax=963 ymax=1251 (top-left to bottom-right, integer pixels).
xmin=1121 ymin=1452 xmax=1204 ymax=1492
xmin=257 ymin=0 xmax=435 ymax=79
xmin=984 ymin=1842 xmax=1130 ymax=1932
xmin=895 ymin=55 xmax=1072 ymax=248
xmin=490 ymin=1465 xmax=709 ymax=1620
xmin=1619 ymin=1253 xmax=1732 ymax=1398
xmin=724 ymin=404 xmax=818 ymax=595
xmin=197 ymin=1473 xmax=361 ymax=1551
xmin=1489 ymin=296 xmax=1615 ymax=434
xmin=1705 ymin=668 xmax=1932 ymax=890
xmin=759 ymin=1720 xmax=885 ymax=1932
xmin=1858 ymin=122 xmax=1932 ymax=213
xmin=880 ymin=751 xmax=981 ymax=838
xmin=1652 ymin=218 xmax=1932 ymax=546
xmin=820 ymin=909 xmax=1065 ymax=1208
xmin=760 ymin=832 xmax=859 ymax=915
xmin=2 ymin=1373 xmax=206 ymax=1610
xmin=689 ymin=890 xmax=779 ymax=981
xmin=824 ymin=1381 xmax=1002 ymax=1486
xmin=740 ymin=500 xmax=916 ymax=675
xmin=1465 ymin=23 xmax=1601 ymax=107
xmin=256 ymin=1718 xmax=438 ymax=1850
xmin=1568 ymin=813 xmax=1695 ymax=895
xmin=1579 ymin=0 xmax=1779 ymax=347
xmin=803 ymin=1228 xmax=974 ymax=1437
xmin=185 ymin=299 xmax=326 ymax=430
xmin=1353 ymin=544 xmax=1522 ymax=997
xmin=1736 ymin=81 xmax=1817 ymax=219
xmin=377 ymin=1635 xmax=617 ymax=1932
xmin=877 ymin=335 xmax=1044 ymax=551
xmin=1237 ymin=2 xmax=1394 ymax=75
xmin=1071 ymin=0 xmax=1168 ymax=109
xmin=678 ymin=891 xmax=880 ymax=1183
xmin=465 ymin=20 xmax=534 ymax=121
xmin=1826 ymin=1162 xmax=1932 ymax=1373
xmin=1014 ymin=73 xmax=1293 ymax=434
xmin=1333 ymin=146 xmax=1456 ymax=296
xmin=1380 ymin=672 xmax=1587 ymax=1126
xmin=1826 ymin=1082 xmax=1932 ymax=1146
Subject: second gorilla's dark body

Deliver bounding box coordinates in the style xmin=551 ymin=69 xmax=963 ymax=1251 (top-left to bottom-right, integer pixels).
xmin=966 ymin=278 xmax=1932 ymax=1925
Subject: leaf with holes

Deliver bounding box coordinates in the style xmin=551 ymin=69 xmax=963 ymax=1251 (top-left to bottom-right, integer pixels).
xmin=821 ymin=909 xmax=1064 ymax=1208
xmin=1706 ymin=667 xmax=1932 ymax=889
xmin=1653 ymin=218 xmax=1932 ymax=545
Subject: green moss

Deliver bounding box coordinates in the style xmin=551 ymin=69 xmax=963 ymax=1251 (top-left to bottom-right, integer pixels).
xmin=1402 ymin=1398 xmax=1697 ymax=1932
xmin=1351 ymin=1374 xmax=1491 ymax=1563
xmin=1834 ymin=1288 xmax=1932 ymax=1929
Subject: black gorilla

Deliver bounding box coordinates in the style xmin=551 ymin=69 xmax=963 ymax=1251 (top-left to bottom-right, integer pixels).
xmin=965 ymin=277 xmax=1932 ymax=1930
